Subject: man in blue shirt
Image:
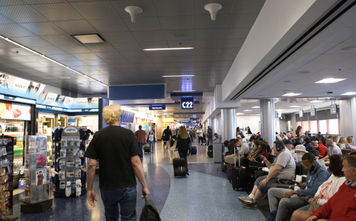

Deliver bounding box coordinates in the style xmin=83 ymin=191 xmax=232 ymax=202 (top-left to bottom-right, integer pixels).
xmin=268 ymin=152 xmax=330 ymax=221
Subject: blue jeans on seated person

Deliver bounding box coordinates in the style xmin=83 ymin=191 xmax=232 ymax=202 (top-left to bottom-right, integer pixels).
xmin=100 ymin=186 xmax=137 ymax=221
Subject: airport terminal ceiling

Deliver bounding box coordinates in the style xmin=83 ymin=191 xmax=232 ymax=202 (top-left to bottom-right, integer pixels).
xmin=0 ymin=0 xmax=265 ymax=100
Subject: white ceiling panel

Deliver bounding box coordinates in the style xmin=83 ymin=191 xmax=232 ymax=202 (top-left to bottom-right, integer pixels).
xmin=0 ymin=23 xmax=35 ymax=37
xmin=88 ymin=18 xmax=128 ymax=33
xmin=0 ymin=5 xmax=48 ymax=23
xmin=32 ymin=3 xmax=83 ymax=21
xmin=71 ymin=1 xmax=120 ymax=20
xmin=54 ymin=20 xmax=96 ymax=35
xmin=20 ymin=22 xmax=66 ymax=35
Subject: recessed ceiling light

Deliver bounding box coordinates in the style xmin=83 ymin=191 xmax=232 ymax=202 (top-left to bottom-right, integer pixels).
xmin=282 ymin=92 xmax=302 ymax=97
xmin=315 ymin=78 xmax=346 ymax=84
xmin=143 ymin=47 xmax=194 ymax=51
xmin=72 ymin=34 xmax=105 ymax=44
xmin=290 ymin=105 xmax=300 ymax=108
xmin=244 ymin=109 xmax=252 ymax=112
xmin=342 ymin=91 xmax=356 ymax=96
xmin=251 ymin=106 xmax=260 ymax=109
xmin=162 ymin=74 xmax=195 ymax=78
xmin=236 ymin=113 xmax=244 ymax=116
xmin=310 ymin=100 xmax=323 ymax=103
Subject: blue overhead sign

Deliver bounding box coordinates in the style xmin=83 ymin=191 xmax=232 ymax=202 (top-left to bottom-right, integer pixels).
xmin=149 ymin=104 xmax=166 ymax=110
xmin=181 ymin=97 xmax=194 ymax=109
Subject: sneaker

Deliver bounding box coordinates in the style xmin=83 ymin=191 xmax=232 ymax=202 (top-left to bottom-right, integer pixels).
xmin=242 ymin=202 xmax=257 ymax=208
xmin=238 ymin=195 xmax=251 ymax=201
xmin=242 ymin=198 xmax=256 ymax=206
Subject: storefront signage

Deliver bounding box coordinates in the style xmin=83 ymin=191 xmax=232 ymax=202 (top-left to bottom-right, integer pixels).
xmin=180 ymin=120 xmax=191 ymax=124
xmin=149 ymin=104 xmax=166 ymax=110
xmin=310 ymin=105 xmax=316 ymax=117
xmin=0 ymin=102 xmax=31 ymax=121
xmin=181 ymin=97 xmax=194 ymax=109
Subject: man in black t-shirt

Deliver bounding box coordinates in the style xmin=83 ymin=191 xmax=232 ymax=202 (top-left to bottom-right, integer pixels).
xmin=162 ymin=126 xmax=172 ymax=149
xmin=85 ymin=105 xmax=149 ymax=221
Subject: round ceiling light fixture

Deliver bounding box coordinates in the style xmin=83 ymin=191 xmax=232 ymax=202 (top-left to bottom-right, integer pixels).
xmin=204 ymin=3 xmax=222 ymax=21
xmin=124 ymin=6 xmax=143 ymax=23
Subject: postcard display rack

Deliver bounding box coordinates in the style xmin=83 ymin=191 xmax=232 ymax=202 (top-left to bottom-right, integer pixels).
xmin=53 ymin=127 xmax=86 ymax=197
xmin=0 ymin=136 xmax=14 ymax=219
xmin=21 ymin=136 xmax=53 ymax=213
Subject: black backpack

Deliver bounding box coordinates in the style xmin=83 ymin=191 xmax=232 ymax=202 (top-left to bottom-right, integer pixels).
xmin=140 ymin=198 xmax=161 ymax=221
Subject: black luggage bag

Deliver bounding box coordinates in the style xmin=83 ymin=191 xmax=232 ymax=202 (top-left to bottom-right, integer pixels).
xmin=207 ymin=145 xmax=213 ymax=158
xmin=144 ymin=145 xmax=151 ymax=153
xmin=232 ymin=167 xmax=249 ymax=190
xmin=173 ymin=158 xmax=188 ymax=177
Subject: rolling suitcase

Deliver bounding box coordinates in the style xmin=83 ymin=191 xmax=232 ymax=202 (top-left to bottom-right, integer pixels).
xmin=232 ymin=167 xmax=248 ymax=190
xmin=173 ymin=158 xmax=188 ymax=177
xmin=143 ymin=145 xmax=151 ymax=153
xmin=190 ymin=146 xmax=197 ymax=155
xmin=207 ymin=145 xmax=213 ymax=158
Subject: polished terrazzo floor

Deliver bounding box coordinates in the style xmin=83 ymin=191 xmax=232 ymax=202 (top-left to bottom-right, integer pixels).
xmin=15 ymin=141 xmax=265 ymax=221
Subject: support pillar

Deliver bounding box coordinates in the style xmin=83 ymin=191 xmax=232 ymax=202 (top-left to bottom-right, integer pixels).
xmin=221 ymin=108 xmax=236 ymax=141
xmin=340 ymin=98 xmax=356 ymax=141
xmin=260 ymin=99 xmax=275 ymax=146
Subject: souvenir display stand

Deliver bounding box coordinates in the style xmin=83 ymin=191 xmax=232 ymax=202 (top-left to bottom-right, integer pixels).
xmin=53 ymin=127 xmax=86 ymax=198
xmin=0 ymin=136 xmax=14 ymax=220
xmin=21 ymin=136 xmax=53 ymax=213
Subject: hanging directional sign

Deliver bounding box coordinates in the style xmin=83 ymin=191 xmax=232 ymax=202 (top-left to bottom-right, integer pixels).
xmin=181 ymin=97 xmax=194 ymax=109
xmin=149 ymin=104 xmax=166 ymax=110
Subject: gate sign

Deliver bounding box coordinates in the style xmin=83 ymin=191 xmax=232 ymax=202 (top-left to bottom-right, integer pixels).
xmin=181 ymin=97 xmax=194 ymax=109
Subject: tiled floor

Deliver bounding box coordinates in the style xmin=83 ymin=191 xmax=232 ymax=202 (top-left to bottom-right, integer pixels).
xmin=14 ymin=141 xmax=265 ymax=221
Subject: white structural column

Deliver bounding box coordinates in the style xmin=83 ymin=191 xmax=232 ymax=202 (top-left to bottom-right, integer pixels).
xmin=260 ymin=99 xmax=275 ymax=146
xmin=340 ymin=98 xmax=356 ymax=139
xmin=221 ymin=108 xmax=236 ymax=141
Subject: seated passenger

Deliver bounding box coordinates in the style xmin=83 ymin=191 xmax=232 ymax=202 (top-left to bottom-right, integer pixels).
xmin=291 ymin=145 xmax=308 ymax=163
xmin=337 ymin=137 xmax=347 ymax=150
xmin=316 ymin=140 xmax=328 ymax=159
xmin=304 ymin=137 xmax=312 ymax=152
xmin=291 ymin=154 xmax=345 ymax=221
xmin=238 ymin=140 xmax=296 ymax=206
xmin=325 ymin=139 xmax=342 ymax=162
xmin=345 ymin=136 xmax=356 ymax=151
xmin=304 ymin=155 xmax=356 ymax=221
xmin=267 ymin=153 xmax=330 ymax=221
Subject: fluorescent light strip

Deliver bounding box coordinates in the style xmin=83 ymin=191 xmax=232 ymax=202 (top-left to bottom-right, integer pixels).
xmin=251 ymin=106 xmax=260 ymax=109
xmin=342 ymin=91 xmax=356 ymax=96
xmin=282 ymin=92 xmax=302 ymax=97
xmin=310 ymin=100 xmax=323 ymax=103
xmin=162 ymin=75 xmax=195 ymax=78
xmin=143 ymin=47 xmax=194 ymax=51
xmin=0 ymin=35 xmax=107 ymax=87
xmin=315 ymin=78 xmax=346 ymax=84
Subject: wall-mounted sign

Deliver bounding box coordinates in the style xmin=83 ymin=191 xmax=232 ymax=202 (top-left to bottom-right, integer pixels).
xmin=330 ymin=103 xmax=337 ymax=114
xmin=310 ymin=105 xmax=316 ymax=117
xmin=149 ymin=104 xmax=166 ymax=110
xmin=0 ymin=102 xmax=31 ymax=121
xmin=299 ymin=109 xmax=303 ymax=118
xmin=181 ymin=97 xmax=194 ymax=109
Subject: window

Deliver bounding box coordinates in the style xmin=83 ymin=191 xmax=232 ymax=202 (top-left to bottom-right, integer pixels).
xmin=328 ymin=119 xmax=339 ymax=135
xmin=319 ymin=120 xmax=327 ymax=134
xmin=310 ymin=120 xmax=317 ymax=134
xmin=302 ymin=121 xmax=309 ymax=132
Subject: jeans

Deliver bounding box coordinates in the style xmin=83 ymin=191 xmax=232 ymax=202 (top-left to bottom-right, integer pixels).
xmin=268 ymin=188 xmax=308 ymax=221
xmin=100 ymin=186 xmax=137 ymax=221
xmin=148 ymin=141 xmax=154 ymax=152
xmin=137 ymin=143 xmax=143 ymax=159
